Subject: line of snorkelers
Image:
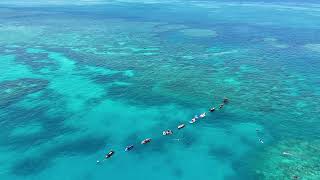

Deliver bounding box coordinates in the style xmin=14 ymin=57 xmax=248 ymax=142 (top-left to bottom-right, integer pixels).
xmin=97 ymin=98 xmax=229 ymax=162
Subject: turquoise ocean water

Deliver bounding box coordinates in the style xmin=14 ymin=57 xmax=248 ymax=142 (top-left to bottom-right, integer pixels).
xmin=0 ymin=0 xmax=320 ymax=179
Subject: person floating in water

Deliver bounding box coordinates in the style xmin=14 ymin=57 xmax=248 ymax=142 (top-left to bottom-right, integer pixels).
xmin=209 ymin=107 xmax=215 ymax=112
xmin=223 ymin=97 xmax=229 ymax=104
xmin=219 ymin=104 xmax=224 ymax=109
xmin=178 ymin=124 xmax=185 ymax=129
xmin=125 ymin=145 xmax=134 ymax=152
xmin=163 ymin=130 xmax=173 ymax=136
xmin=189 ymin=117 xmax=197 ymax=124
xmin=199 ymin=112 xmax=206 ymax=118
xmin=105 ymin=150 xmax=115 ymax=159
xmin=141 ymin=138 xmax=152 ymax=144
xmin=259 ymin=139 xmax=264 ymax=144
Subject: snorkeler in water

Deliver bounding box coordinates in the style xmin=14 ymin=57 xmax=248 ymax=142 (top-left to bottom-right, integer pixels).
xmin=219 ymin=103 xmax=224 ymax=109
xmin=190 ymin=118 xmax=197 ymax=124
xmin=162 ymin=130 xmax=173 ymax=136
xmin=141 ymin=138 xmax=152 ymax=144
xmin=178 ymin=124 xmax=185 ymax=129
xmin=209 ymin=107 xmax=215 ymax=112
xmin=125 ymin=145 xmax=134 ymax=152
xmin=105 ymin=150 xmax=115 ymax=159
xmin=199 ymin=112 xmax=206 ymax=118
xmin=259 ymin=139 xmax=264 ymax=144
xmin=223 ymin=97 xmax=229 ymax=104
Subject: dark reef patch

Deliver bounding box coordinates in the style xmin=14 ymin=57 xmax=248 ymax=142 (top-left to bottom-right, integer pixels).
xmin=1 ymin=106 xmax=74 ymax=150
xmin=148 ymin=136 xmax=171 ymax=154
xmin=0 ymin=87 xmax=74 ymax=150
xmin=107 ymin=85 xmax=130 ymax=98
xmin=10 ymin=135 xmax=109 ymax=176
xmin=91 ymin=72 xmax=130 ymax=84
xmin=45 ymin=135 xmax=108 ymax=156
xmin=172 ymin=167 xmax=183 ymax=178
xmin=15 ymin=51 xmax=59 ymax=72
xmin=85 ymin=95 xmax=108 ymax=107
xmin=107 ymin=84 xmax=174 ymax=108
xmin=180 ymin=131 xmax=198 ymax=148
xmin=227 ymin=155 xmax=259 ymax=180
xmin=208 ymin=146 xmax=234 ymax=160
xmin=0 ymin=78 xmax=49 ymax=108
xmin=11 ymin=156 xmax=52 ymax=176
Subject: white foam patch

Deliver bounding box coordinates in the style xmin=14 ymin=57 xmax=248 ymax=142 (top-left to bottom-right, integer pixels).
xmin=220 ymin=2 xmax=320 ymax=13
xmin=224 ymin=78 xmax=241 ymax=86
xmin=263 ymin=37 xmax=289 ymax=49
xmin=0 ymin=25 xmax=44 ymax=44
xmin=123 ymin=70 xmax=134 ymax=77
xmin=304 ymin=44 xmax=320 ymax=52
xmin=212 ymin=50 xmax=238 ymax=56
xmin=153 ymin=24 xmax=188 ymax=33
